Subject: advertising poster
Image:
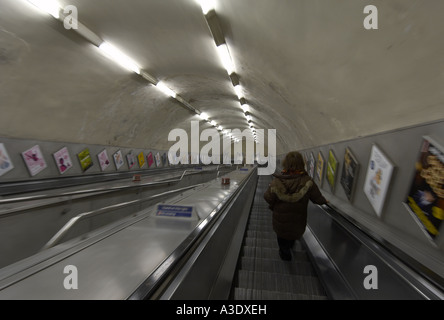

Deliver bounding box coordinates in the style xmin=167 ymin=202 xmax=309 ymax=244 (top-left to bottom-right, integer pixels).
xmin=404 ymin=136 xmax=444 ymax=242
xmin=78 ymin=148 xmax=93 ymax=172
xmin=138 ymin=152 xmax=146 ymax=168
xmin=53 ymin=147 xmax=73 ymax=175
xmin=191 ymin=152 xmax=199 ymax=165
xmin=327 ymin=150 xmax=338 ymax=193
xmin=363 ymin=145 xmax=395 ymax=217
xmin=309 ymin=152 xmax=316 ymax=178
xmin=22 ymin=145 xmax=47 ymax=177
xmin=113 ymin=150 xmax=124 ymax=170
xmin=147 ymin=152 xmax=154 ymax=168
xmin=0 ymin=143 xmax=14 ymax=177
xmin=98 ymin=150 xmax=110 ymax=171
xmin=168 ymin=150 xmax=179 ymax=166
xmin=340 ymin=147 xmax=360 ymax=201
xmin=302 ymin=153 xmax=308 ymax=172
xmin=155 ymin=152 xmax=162 ymax=167
xmin=127 ymin=152 xmax=135 ymax=169
xmin=162 ymin=153 xmax=168 ymax=166
xmin=316 ymin=151 xmax=325 ymax=187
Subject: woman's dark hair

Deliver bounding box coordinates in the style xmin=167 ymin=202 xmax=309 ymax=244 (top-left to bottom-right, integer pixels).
xmin=282 ymin=151 xmax=305 ymax=171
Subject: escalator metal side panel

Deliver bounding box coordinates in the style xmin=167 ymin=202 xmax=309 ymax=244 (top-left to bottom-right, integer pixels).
xmin=307 ymin=203 xmax=443 ymax=300
xmin=156 ymin=169 xmax=258 ymax=300
xmin=302 ymin=226 xmax=356 ymax=300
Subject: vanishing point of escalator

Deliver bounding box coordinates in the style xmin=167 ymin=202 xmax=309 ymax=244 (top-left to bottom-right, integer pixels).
xmin=231 ymin=175 xmax=328 ymax=300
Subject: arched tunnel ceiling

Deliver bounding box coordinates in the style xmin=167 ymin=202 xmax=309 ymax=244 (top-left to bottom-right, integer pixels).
xmin=0 ymin=0 xmax=443 ymax=155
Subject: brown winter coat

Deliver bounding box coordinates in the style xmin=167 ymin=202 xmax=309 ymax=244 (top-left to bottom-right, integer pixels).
xmin=264 ymin=172 xmax=327 ymax=240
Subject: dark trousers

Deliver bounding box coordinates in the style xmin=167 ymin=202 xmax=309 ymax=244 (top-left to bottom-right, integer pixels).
xmin=277 ymin=237 xmax=295 ymax=260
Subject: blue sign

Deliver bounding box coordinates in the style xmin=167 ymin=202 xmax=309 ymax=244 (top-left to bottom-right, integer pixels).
xmin=239 ymin=168 xmax=249 ymax=171
xmin=156 ymin=204 xmax=193 ymax=218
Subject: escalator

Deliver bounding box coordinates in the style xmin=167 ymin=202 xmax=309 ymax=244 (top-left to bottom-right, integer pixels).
xmin=231 ymin=175 xmax=328 ymax=300
xmin=231 ymin=174 xmax=444 ymax=300
xmin=1 ymin=165 xmax=442 ymax=300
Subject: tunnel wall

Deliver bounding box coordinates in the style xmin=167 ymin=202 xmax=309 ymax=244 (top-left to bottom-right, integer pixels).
xmin=278 ymin=119 xmax=444 ymax=279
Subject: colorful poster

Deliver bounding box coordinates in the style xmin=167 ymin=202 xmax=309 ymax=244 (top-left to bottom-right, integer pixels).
xmin=309 ymin=152 xmax=316 ymax=178
xmin=168 ymin=150 xmax=178 ymax=166
xmin=0 ymin=143 xmax=14 ymax=177
xmin=155 ymin=152 xmax=162 ymax=167
xmin=302 ymin=153 xmax=308 ymax=172
xmin=127 ymin=152 xmax=135 ymax=169
xmin=327 ymin=150 xmax=338 ymax=193
xmin=404 ymin=137 xmax=444 ymax=241
xmin=113 ymin=150 xmax=124 ymax=170
xmin=316 ymin=152 xmax=325 ymax=187
xmin=191 ymin=152 xmax=199 ymax=165
xmin=78 ymin=148 xmax=93 ymax=172
xmin=147 ymin=152 xmax=154 ymax=168
xmin=340 ymin=147 xmax=360 ymax=201
xmin=138 ymin=152 xmax=146 ymax=168
xmin=363 ymin=145 xmax=395 ymax=217
xmin=53 ymin=147 xmax=73 ymax=175
xmin=22 ymin=145 xmax=47 ymax=177
xmin=98 ymin=150 xmax=110 ymax=171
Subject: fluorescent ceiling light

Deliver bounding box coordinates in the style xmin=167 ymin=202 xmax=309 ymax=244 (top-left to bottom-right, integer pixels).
xmin=27 ymin=0 xmax=60 ymax=18
xmin=217 ymin=126 xmax=223 ymax=131
xmin=210 ymin=120 xmax=217 ymax=126
xmin=234 ymin=84 xmax=244 ymax=99
xmin=241 ymin=104 xmax=249 ymax=113
xmin=156 ymin=81 xmax=177 ymax=98
xmin=197 ymin=0 xmax=215 ymax=15
xmin=246 ymin=115 xmax=252 ymax=122
xmin=99 ymin=42 xmax=141 ymax=74
xmin=216 ymin=44 xmax=235 ymax=75
xmin=199 ymin=112 xmax=209 ymax=120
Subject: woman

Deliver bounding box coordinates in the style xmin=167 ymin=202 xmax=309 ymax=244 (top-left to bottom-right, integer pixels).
xmin=264 ymin=151 xmax=327 ymax=261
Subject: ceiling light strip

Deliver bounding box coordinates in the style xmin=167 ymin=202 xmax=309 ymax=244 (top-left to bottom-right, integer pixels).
xmin=200 ymin=4 xmax=259 ymax=136
xmin=22 ymin=0 xmax=210 ymax=119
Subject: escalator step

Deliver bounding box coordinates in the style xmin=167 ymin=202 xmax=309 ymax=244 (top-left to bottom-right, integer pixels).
xmin=236 ymin=270 xmax=326 ymax=296
xmin=231 ymin=175 xmax=328 ymax=300
xmin=239 ymin=257 xmax=316 ymax=276
xmin=245 ymin=224 xmax=275 ymax=232
xmin=233 ymin=288 xmax=328 ymax=300
xmin=241 ymin=246 xmax=309 ymax=262
xmin=243 ymin=237 xmax=278 ymax=249
xmin=243 ymin=238 xmax=306 ymax=253
xmin=246 ymin=230 xmax=275 ymax=240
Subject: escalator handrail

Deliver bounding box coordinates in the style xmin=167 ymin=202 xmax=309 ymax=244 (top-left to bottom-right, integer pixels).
xmin=41 ymin=183 xmax=206 ymax=250
xmin=0 ymin=167 xmax=229 ymax=206
xmin=0 ymin=165 xmax=198 ymax=197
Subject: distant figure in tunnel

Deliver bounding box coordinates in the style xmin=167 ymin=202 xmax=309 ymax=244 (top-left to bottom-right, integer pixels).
xmin=264 ymin=151 xmax=328 ymax=261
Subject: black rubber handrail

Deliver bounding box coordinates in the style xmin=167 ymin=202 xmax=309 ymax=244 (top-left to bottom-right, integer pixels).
xmin=0 ymin=167 xmax=229 ymax=205
xmin=41 ymin=183 xmax=206 ymax=250
xmin=0 ymin=165 xmax=198 ymax=196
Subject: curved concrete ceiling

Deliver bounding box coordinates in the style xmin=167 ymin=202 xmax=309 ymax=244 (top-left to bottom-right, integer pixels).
xmin=1 ymin=0 xmax=443 ymax=155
